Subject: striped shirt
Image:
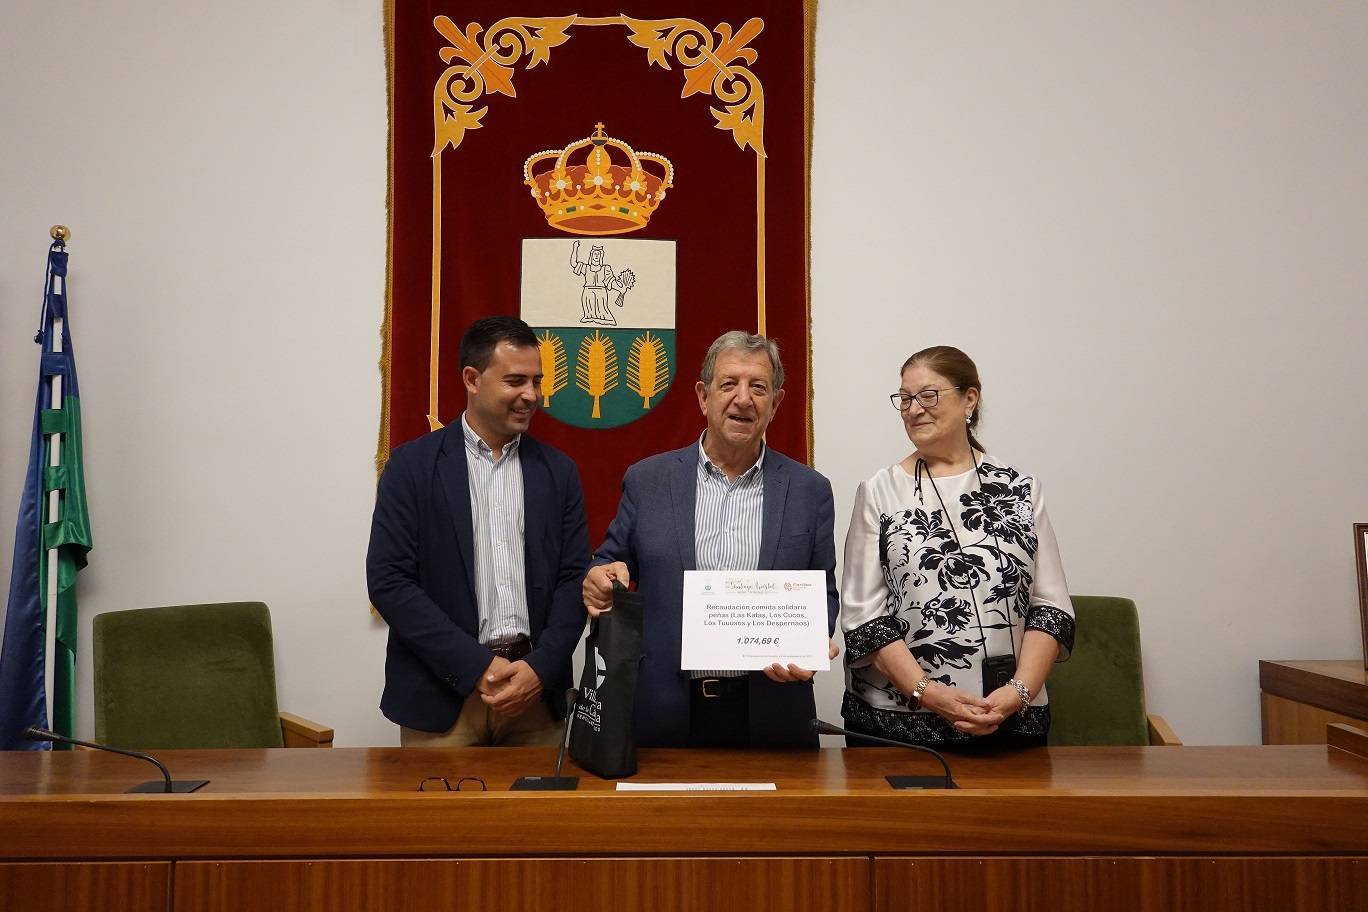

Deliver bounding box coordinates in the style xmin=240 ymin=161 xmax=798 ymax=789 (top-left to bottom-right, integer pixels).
xmin=693 ymin=436 xmax=765 ymax=678
xmin=461 ymin=413 xmax=529 ymax=646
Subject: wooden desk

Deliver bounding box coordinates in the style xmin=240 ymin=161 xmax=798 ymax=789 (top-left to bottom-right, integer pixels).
xmin=3 ymin=740 xmax=1368 ymax=912
xmin=1260 ymin=659 xmax=1368 ymax=743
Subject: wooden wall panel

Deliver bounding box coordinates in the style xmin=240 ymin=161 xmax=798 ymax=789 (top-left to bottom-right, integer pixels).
xmin=174 ymin=857 xmax=869 ymax=912
xmin=876 ymin=857 xmax=1368 ymax=912
xmin=0 ymin=862 xmax=169 ymax=912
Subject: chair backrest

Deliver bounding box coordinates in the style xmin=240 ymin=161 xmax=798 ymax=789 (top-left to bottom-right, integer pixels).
xmin=93 ymin=602 xmax=284 ymax=749
xmin=1046 ymin=595 xmax=1149 ymax=746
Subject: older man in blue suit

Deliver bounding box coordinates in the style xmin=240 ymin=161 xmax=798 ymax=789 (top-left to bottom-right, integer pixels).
xmin=583 ymin=331 xmax=839 ymax=748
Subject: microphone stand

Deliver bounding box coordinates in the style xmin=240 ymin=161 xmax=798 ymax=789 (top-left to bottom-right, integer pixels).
xmin=810 ymin=719 xmax=956 ymax=789
xmin=510 ymin=689 xmax=581 ymax=791
xmin=25 ymin=726 xmax=209 ymax=793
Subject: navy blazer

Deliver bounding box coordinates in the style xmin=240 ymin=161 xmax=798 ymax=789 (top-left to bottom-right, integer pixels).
xmin=366 ymin=425 xmax=590 ymax=732
xmin=593 ymin=443 xmax=839 ymax=748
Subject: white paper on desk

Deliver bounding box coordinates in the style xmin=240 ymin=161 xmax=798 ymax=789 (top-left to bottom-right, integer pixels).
xmin=680 ymin=570 xmax=830 ymax=671
xmin=615 ymin=782 xmax=777 ymax=791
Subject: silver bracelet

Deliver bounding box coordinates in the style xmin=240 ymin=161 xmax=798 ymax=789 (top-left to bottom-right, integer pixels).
xmin=911 ymin=677 xmax=931 ymax=704
xmin=1007 ymin=678 xmax=1031 ymax=711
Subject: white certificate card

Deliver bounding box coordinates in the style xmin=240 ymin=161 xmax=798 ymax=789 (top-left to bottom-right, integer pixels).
xmin=680 ymin=570 xmax=830 ymax=671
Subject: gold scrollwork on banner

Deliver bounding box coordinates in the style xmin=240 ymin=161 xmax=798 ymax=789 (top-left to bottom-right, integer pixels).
xmin=616 ymin=17 xmax=769 ymax=337
xmin=431 ymin=15 xmax=576 ymax=155
xmin=621 ymin=17 xmax=766 ymax=156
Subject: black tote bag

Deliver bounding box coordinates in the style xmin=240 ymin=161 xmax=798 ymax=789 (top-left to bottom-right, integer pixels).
xmin=568 ymin=582 xmax=643 ymax=779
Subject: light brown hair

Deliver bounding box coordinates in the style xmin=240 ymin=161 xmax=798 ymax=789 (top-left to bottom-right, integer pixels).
xmin=901 ymin=345 xmax=984 ymax=452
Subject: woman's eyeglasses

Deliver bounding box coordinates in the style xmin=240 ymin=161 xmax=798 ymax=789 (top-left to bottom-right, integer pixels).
xmin=889 ymin=388 xmax=961 ymax=411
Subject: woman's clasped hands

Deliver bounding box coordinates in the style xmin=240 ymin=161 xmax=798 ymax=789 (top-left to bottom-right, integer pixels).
xmin=916 ymin=681 xmax=1006 ymax=735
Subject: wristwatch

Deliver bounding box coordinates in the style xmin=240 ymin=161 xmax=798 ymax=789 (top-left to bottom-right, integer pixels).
xmin=911 ymin=677 xmax=931 ymax=704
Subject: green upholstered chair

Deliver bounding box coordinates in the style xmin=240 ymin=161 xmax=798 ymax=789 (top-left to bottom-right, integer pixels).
xmin=93 ymin=601 xmax=332 ymax=750
xmin=1046 ymin=595 xmax=1180 ymax=746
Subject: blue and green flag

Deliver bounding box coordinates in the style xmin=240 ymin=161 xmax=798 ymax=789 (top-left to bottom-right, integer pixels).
xmin=0 ymin=238 xmax=92 ymax=749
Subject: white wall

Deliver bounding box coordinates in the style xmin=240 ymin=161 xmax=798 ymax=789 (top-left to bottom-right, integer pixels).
xmin=0 ymin=0 xmax=390 ymax=743
xmin=3 ymin=2 xmax=1366 ymax=747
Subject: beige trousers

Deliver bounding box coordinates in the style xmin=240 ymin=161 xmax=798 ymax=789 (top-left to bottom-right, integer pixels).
xmin=400 ymin=695 xmax=562 ymax=747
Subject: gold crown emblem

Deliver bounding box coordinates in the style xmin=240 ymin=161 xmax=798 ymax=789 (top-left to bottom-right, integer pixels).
xmin=524 ymin=123 xmax=674 ymax=236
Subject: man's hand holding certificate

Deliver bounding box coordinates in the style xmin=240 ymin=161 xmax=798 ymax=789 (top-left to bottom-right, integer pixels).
xmin=681 ymin=570 xmax=831 ymax=672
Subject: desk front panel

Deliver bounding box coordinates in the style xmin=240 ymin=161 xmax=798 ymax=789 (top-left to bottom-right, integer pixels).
xmin=876 ymin=857 xmax=1368 ymax=912
xmin=0 ymin=862 xmax=169 ymax=912
xmin=174 ymin=858 xmax=869 ymax=912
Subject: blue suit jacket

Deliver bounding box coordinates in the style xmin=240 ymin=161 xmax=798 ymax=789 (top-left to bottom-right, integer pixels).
xmin=594 ymin=443 xmax=839 ymax=747
xmin=366 ymin=425 xmax=590 ymax=732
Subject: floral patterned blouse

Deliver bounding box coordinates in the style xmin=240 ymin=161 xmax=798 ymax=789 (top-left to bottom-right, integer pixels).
xmin=840 ymin=454 xmax=1075 ymax=744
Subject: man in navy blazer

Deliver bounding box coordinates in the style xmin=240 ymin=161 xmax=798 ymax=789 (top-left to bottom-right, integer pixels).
xmin=368 ymin=317 xmax=589 ymax=745
xmin=584 ymin=332 xmax=839 ymax=748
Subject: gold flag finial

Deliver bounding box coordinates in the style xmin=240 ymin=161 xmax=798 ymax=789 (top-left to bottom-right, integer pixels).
xmin=50 ymin=225 xmax=70 ymax=242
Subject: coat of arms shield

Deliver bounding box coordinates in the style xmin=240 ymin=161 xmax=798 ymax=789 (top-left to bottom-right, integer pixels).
xmin=520 ymin=237 xmax=677 ymax=429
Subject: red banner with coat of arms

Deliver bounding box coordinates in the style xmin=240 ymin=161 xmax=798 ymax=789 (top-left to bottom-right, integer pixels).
xmin=381 ymin=0 xmax=815 ymax=541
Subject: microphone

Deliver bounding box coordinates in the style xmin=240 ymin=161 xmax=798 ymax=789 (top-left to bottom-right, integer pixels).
xmin=510 ymin=688 xmax=581 ymax=791
xmin=810 ymin=719 xmax=956 ymax=789
xmin=24 ymin=726 xmax=209 ymax=794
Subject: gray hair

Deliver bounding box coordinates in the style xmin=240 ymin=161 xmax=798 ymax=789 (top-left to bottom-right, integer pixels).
xmin=699 ymin=331 xmax=784 ymax=390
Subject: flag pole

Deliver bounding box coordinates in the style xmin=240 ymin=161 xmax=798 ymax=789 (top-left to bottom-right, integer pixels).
xmin=43 ymin=225 xmax=69 ymax=733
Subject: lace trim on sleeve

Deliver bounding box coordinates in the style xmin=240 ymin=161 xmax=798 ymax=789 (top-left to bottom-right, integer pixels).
xmin=1026 ymin=604 xmax=1075 ymax=657
xmin=845 ymin=614 xmax=909 ymax=663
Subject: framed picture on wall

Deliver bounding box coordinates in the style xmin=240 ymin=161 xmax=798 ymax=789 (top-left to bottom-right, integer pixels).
xmin=1357 ymin=523 xmax=1368 ymax=670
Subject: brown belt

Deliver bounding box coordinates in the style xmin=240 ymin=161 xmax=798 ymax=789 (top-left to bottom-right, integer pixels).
xmin=487 ymin=635 xmax=531 ymax=662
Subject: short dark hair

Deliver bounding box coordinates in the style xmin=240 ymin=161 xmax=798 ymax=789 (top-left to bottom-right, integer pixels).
xmin=459 ymin=317 xmax=538 ymax=372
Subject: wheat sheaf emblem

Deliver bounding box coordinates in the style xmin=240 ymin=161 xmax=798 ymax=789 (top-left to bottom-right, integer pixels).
xmin=576 ymin=330 xmax=619 ymax=419
xmin=626 ymin=331 xmax=670 ymax=408
xmin=537 ymin=331 xmax=568 ymax=407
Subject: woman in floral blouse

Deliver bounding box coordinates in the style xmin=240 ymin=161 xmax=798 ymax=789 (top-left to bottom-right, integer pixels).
xmin=840 ymin=346 xmax=1075 ymax=749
